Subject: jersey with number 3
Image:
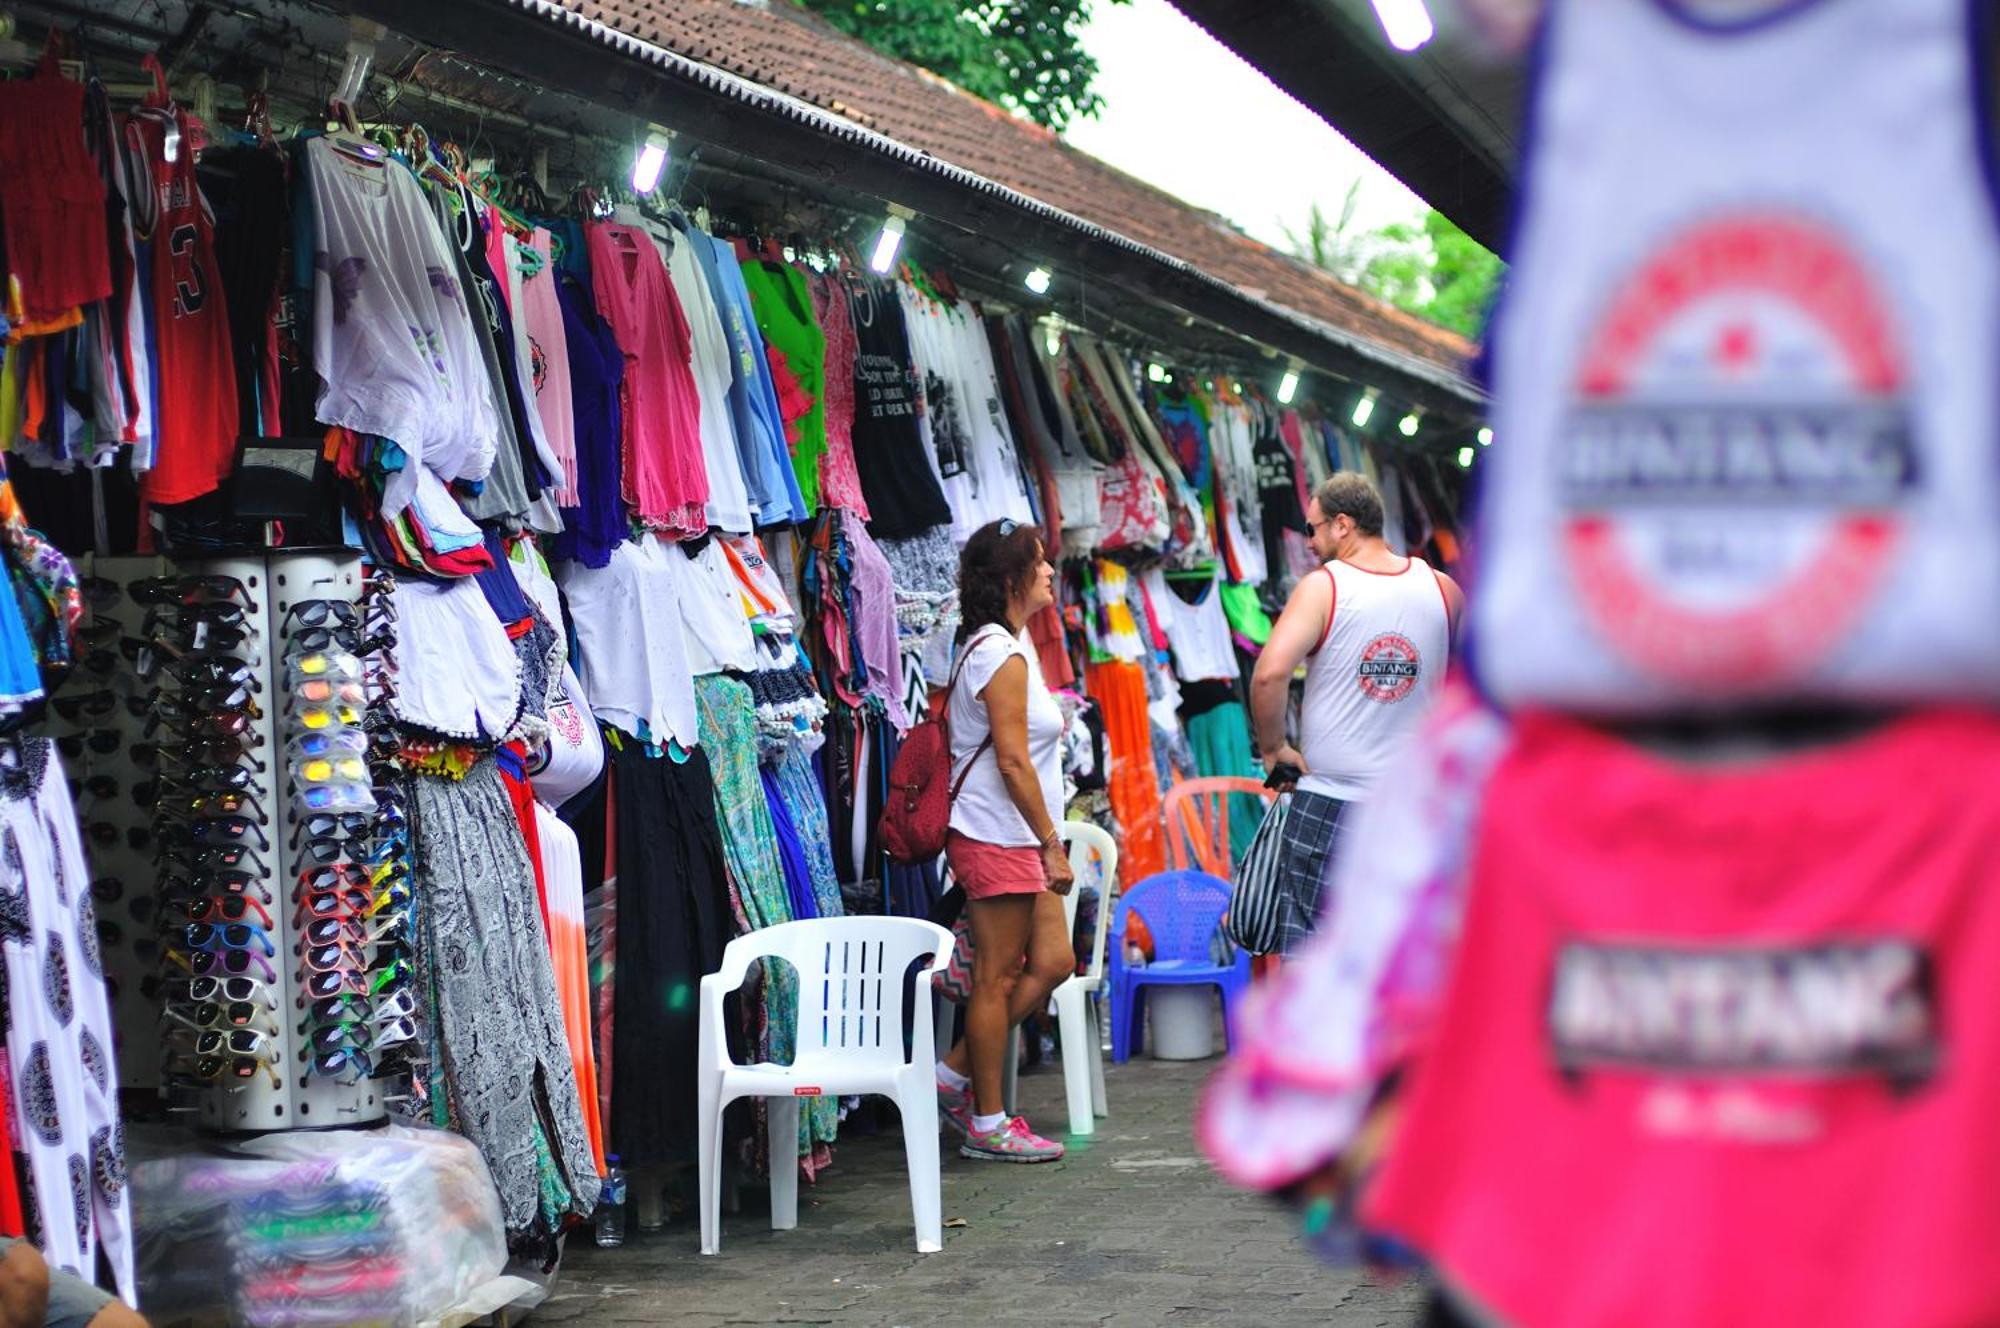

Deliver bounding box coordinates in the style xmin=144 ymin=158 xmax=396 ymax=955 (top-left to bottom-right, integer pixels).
xmin=124 ymin=106 xmax=236 ymax=506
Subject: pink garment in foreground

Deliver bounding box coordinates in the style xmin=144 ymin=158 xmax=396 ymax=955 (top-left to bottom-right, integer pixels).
xmin=1197 ymin=683 xmax=1507 ymax=1190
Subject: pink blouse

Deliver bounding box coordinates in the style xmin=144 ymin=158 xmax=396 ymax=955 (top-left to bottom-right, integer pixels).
xmin=809 ymin=272 xmax=871 ymax=520
xmin=584 ymin=222 xmax=708 ymax=534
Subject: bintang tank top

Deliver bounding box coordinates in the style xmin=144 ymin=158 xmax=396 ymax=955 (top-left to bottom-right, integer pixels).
xmin=1297 ymin=557 xmax=1450 ymax=802
xmin=1469 ymin=0 xmax=2000 ymax=713
xmin=1367 ymin=709 xmax=2000 ymax=1328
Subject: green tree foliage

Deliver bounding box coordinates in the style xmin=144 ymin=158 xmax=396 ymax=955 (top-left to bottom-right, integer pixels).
xmin=800 ymin=0 xmax=1126 ymax=131
xmin=1283 ymin=193 xmax=1504 ymax=340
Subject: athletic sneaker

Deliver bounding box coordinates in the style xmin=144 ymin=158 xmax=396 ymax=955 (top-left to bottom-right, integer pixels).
xmin=960 ymin=1116 xmax=1065 ymax=1163
xmin=937 ymin=1078 xmax=973 ymax=1137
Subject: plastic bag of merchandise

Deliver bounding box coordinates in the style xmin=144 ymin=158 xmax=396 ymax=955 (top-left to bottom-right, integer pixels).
xmin=129 ymin=1120 xmax=510 ymax=1327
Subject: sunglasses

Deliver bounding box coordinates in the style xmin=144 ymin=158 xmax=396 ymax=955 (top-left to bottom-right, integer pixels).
xmin=160 ymin=870 xmax=268 ymax=903
xmin=296 ymin=784 xmax=374 ymax=812
xmin=307 ymin=1047 xmax=372 ymax=1083
xmin=51 ymin=690 xmax=118 ymax=721
xmin=283 ymin=601 xmax=359 ymax=630
xmin=303 ymin=940 xmax=377 ymax=973
xmin=134 ymin=574 xmax=253 ymax=607
xmin=291 ymin=654 xmax=363 ymax=682
xmin=297 ymin=756 xmax=367 ymax=785
xmin=185 ymin=922 xmax=276 ymax=957
xmin=172 ymin=945 xmax=278 ymax=983
xmin=188 ymin=815 xmax=271 ymax=851
xmin=302 ymin=913 xmax=403 ymax=949
xmin=307 ymin=1015 xmax=416 ymax=1054
xmin=294 ymin=702 xmax=364 ymax=731
xmin=304 ymin=959 xmax=410 ymax=1001
xmin=308 ymin=987 xmax=416 ymax=1028
xmin=186 ymin=895 xmax=275 ymax=928
xmin=56 ymin=730 xmax=121 ymax=758
xmin=193 ymin=1051 xmax=282 ymax=1089
xmin=290 ymin=730 xmax=367 ymax=759
xmin=183 ymin=975 xmax=274 ymax=1004
xmin=183 ymin=790 xmax=266 ymax=820
xmin=165 ymin=998 xmax=278 ymax=1033
xmin=295 ymin=678 xmax=366 ymax=706
xmin=73 ymin=774 xmax=118 ymax=801
xmin=79 ymin=576 xmax=122 ymax=608
xmin=299 ymin=812 xmax=373 ymax=840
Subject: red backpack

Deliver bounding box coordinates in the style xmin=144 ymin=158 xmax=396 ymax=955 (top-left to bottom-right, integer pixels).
xmin=880 ymin=626 xmax=1007 ymax=864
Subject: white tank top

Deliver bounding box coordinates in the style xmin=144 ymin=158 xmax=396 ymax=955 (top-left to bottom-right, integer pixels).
xmin=1298 ymin=557 xmax=1451 ymax=801
xmin=1470 ymin=0 xmax=2000 ymax=712
xmin=1143 ymin=568 xmax=1240 ymax=682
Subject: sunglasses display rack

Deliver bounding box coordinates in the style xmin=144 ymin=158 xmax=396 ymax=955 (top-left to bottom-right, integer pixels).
xmin=59 ymin=556 xmax=174 ymax=1093
xmin=147 ymin=552 xmax=395 ymax=1133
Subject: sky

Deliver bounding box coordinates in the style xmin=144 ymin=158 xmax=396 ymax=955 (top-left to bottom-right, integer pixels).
xmin=1065 ymin=0 xmax=1427 ymax=254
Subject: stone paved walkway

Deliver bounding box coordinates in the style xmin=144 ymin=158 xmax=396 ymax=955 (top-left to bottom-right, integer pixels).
xmin=533 ymin=1050 xmax=1425 ymax=1326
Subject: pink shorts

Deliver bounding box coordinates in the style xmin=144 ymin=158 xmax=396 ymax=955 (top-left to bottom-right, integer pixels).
xmin=946 ymin=831 xmax=1048 ymax=900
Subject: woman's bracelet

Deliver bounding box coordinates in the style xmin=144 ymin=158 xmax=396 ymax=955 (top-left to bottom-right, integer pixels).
xmin=1040 ymin=829 xmax=1062 ymax=850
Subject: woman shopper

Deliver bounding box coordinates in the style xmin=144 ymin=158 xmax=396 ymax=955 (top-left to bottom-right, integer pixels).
xmin=934 ymin=519 xmax=1077 ymax=1163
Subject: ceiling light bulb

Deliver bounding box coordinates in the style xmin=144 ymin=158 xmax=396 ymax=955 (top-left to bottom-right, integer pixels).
xmin=1147 ymin=362 xmax=1167 ymax=383
xmin=1024 ymin=266 xmax=1052 ymax=295
xmin=1370 ymin=0 xmax=1435 ymax=51
xmin=630 ymin=130 xmax=670 ymax=194
xmin=1277 ymin=369 xmax=1301 ymax=405
xmin=1458 ymin=446 xmax=1475 ymax=469
xmin=1352 ymin=388 xmax=1378 ymax=429
xmin=869 ymin=213 xmax=908 ymax=275
xmin=1477 ymin=426 xmax=1494 ymax=446
xmin=1399 ymin=412 xmax=1421 ymax=437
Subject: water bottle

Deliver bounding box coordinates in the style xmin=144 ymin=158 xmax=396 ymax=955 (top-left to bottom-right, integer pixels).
xmin=594 ymin=1156 xmax=627 ymax=1248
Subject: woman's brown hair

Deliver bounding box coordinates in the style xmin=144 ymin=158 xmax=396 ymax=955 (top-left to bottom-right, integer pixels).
xmin=956 ymin=519 xmax=1045 ymax=643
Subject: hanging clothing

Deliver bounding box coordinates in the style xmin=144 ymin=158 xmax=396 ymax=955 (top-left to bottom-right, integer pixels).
xmin=549 ymin=269 xmax=626 ymax=569
xmin=702 ymin=233 xmax=805 ymax=527
xmin=0 ymin=55 xmax=111 ymax=326
xmin=584 ymin=221 xmax=708 ymax=535
xmin=413 ymin=762 xmax=601 ymax=1238
xmin=807 ymin=272 xmax=870 ymax=520
xmin=738 ymin=255 xmax=826 ymax=514
xmin=846 ymin=275 xmax=952 ymax=539
xmin=1185 ymin=701 xmax=1263 ymax=866
xmin=660 ymin=225 xmax=753 ymax=533
xmin=532 ymin=803 xmax=604 ymax=1176
xmin=558 ymin=537 xmax=700 ymax=750
xmin=428 ymin=181 xmax=534 ymax=528
xmin=520 ymin=228 xmax=579 ymax=503
xmin=602 ymin=739 xmax=732 ymax=1168
xmin=0 ymin=742 xmax=133 ymax=1305
xmin=1085 ymin=660 xmax=1166 ymax=884
xmin=1371 ymin=708 xmax=2000 ymax=1328
xmin=126 ymin=104 xmax=238 ymax=507
xmin=1142 ymin=569 xmax=1240 ymax=683
xmin=303 ymin=138 xmax=494 ymax=517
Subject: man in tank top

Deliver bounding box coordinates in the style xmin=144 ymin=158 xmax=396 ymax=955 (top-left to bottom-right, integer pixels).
xmin=1250 ymin=473 xmax=1462 ymax=953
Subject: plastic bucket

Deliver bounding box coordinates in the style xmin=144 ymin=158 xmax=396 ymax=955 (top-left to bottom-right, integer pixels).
xmin=1148 ymin=986 xmax=1218 ymax=1060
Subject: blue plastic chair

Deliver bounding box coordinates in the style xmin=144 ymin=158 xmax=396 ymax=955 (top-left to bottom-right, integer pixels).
xmin=1107 ymin=870 xmax=1251 ymax=1063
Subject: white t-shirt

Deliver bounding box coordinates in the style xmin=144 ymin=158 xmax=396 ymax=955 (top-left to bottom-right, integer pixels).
xmin=558 ymin=537 xmax=700 ymax=749
xmin=947 ymin=626 xmax=1064 ymax=848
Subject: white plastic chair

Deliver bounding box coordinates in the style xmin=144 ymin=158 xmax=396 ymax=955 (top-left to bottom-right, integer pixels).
xmin=697 ymin=916 xmax=954 ymax=1255
xmin=1002 ymin=820 xmax=1117 ymax=1135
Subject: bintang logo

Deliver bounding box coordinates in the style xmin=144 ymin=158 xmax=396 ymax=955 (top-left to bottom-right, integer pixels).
xmin=1547 ymin=940 xmax=1938 ymax=1087
xmin=1356 ymin=633 xmax=1421 ymax=703
xmin=1560 ymin=215 xmax=1917 ymax=686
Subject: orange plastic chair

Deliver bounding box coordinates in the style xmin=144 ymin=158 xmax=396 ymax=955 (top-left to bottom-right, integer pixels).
xmin=1161 ymin=776 xmax=1277 ymax=877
